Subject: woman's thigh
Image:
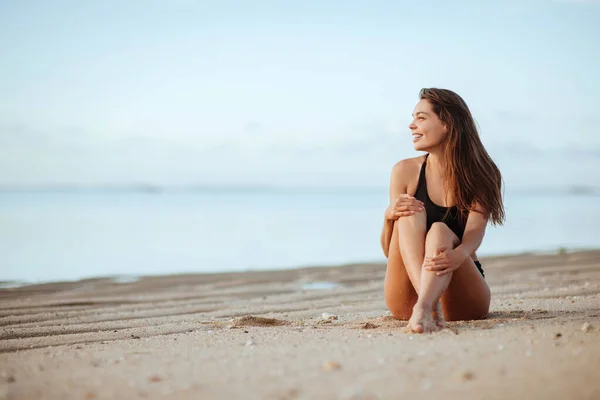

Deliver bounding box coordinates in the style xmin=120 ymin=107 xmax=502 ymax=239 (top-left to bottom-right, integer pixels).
xmin=384 ymin=221 xmax=418 ymax=320
xmin=440 ymin=256 xmax=491 ymax=321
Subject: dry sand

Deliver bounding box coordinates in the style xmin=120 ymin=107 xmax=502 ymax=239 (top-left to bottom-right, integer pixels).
xmin=1 ymin=250 xmax=600 ymax=400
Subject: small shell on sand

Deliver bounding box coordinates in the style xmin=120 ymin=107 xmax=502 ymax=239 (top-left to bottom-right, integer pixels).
xmin=322 ymin=313 xmax=338 ymax=321
xmin=245 ymin=340 xmax=256 ymax=347
xmin=322 ymin=361 xmax=342 ymax=371
xmin=581 ymin=322 xmax=592 ymax=332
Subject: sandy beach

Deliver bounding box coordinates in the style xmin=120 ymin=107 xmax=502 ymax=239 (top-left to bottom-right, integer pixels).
xmin=1 ymin=250 xmax=599 ymax=400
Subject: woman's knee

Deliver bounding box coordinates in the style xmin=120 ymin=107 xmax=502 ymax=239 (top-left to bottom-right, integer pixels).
xmin=384 ymin=278 xmax=417 ymax=320
xmin=385 ymin=298 xmax=414 ymax=320
xmin=426 ymin=222 xmax=459 ymax=245
xmin=428 ymin=222 xmax=451 ymax=235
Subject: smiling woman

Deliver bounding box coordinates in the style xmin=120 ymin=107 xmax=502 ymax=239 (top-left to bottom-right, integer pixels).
xmin=381 ymin=88 xmax=505 ymax=333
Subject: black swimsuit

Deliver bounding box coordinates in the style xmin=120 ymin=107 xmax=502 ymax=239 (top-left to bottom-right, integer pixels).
xmin=414 ymin=154 xmax=485 ymax=278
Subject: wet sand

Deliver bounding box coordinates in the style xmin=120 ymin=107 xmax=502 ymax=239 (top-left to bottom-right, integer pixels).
xmin=1 ymin=250 xmax=600 ymax=399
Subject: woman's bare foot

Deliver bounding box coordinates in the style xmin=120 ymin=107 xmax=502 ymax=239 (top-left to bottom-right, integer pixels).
xmin=407 ymin=303 xmax=439 ymax=333
xmin=432 ymin=301 xmax=447 ymax=329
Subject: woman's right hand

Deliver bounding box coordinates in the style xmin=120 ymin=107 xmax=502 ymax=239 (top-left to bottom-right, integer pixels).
xmin=385 ymin=194 xmax=425 ymax=221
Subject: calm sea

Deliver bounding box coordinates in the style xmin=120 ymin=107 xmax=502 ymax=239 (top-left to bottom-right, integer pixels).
xmin=1 ymin=189 xmax=598 ymax=284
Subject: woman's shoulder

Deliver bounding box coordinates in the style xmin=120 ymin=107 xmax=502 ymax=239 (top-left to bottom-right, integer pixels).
xmin=390 ymin=155 xmax=427 ymax=190
xmin=391 ymin=155 xmax=427 ymax=177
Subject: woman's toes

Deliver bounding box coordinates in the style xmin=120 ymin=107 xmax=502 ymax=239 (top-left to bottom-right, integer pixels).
xmin=412 ymin=322 xmax=424 ymax=333
xmin=408 ymin=305 xmax=439 ymax=334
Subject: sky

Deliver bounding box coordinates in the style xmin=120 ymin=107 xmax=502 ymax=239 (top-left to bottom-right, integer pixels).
xmin=1 ymin=0 xmax=599 ymax=189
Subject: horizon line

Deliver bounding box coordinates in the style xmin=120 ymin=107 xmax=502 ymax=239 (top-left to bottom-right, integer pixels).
xmin=0 ymin=183 xmax=598 ymax=196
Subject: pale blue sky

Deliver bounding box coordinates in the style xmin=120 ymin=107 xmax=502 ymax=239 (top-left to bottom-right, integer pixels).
xmin=1 ymin=0 xmax=599 ymax=188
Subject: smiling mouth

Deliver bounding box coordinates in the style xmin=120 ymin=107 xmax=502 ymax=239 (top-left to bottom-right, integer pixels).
xmin=412 ymin=134 xmax=423 ymax=141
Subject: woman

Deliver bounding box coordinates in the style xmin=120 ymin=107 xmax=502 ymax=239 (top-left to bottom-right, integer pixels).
xmin=381 ymin=88 xmax=505 ymax=333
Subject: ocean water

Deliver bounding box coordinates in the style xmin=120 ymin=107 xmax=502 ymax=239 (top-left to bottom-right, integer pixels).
xmin=1 ymin=189 xmax=598 ymax=284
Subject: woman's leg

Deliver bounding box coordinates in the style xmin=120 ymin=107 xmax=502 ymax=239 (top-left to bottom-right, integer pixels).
xmin=407 ymin=222 xmax=459 ymax=332
xmin=440 ymin=240 xmax=491 ymax=320
xmin=385 ymin=212 xmax=442 ymax=323
xmin=384 ymin=221 xmax=418 ymax=319
xmin=385 ymin=216 xmax=490 ymax=331
xmin=420 ymin=222 xmax=491 ymax=324
xmin=396 ymin=211 xmax=427 ymax=289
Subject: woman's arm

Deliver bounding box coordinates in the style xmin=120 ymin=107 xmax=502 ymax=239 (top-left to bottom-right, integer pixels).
xmin=381 ymin=214 xmax=396 ymax=259
xmin=423 ymin=205 xmax=490 ymax=276
xmin=455 ymin=205 xmax=489 ymax=259
xmin=380 ymin=160 xmax=423 ymax=258
xmin=381 ymin=162 xmax=405 ymax=258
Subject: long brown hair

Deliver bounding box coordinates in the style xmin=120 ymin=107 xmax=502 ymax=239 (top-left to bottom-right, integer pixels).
xmin=419 ymin=88 xmax=505 ymax=226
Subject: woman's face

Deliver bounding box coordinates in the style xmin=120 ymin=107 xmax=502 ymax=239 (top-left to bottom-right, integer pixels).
xmin=409 ymin=99 xmax=448 ymax=151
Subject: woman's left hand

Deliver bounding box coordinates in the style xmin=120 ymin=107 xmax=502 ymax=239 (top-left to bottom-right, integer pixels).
xmin=423 ymin=246 xmax=468 ymax=276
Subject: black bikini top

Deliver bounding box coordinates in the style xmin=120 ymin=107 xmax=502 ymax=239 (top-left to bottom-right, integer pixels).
xmin=414 ymin=154 xmax=467 ymax=239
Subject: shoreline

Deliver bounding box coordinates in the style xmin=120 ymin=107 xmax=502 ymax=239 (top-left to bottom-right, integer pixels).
xmin=2 ymin=246 xmax=597 ymax=290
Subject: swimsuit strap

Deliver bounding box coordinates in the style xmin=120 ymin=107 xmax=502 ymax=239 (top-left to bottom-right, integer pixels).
xmin=417 ymin=154 xmax=428 ymax=191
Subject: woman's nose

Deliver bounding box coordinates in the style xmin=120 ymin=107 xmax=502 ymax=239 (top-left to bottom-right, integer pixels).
xmin=408 ymin=120 xmax=416 ymax=130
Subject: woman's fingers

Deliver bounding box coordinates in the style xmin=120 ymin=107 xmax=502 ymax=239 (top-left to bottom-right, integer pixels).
xmin=427 ymin=254 xmax=446 ymax=262
xmin=399 ymin=201 xmax=424 ymax=209
xmin=387 ymin=196 xmax=424 ymax=220
xmin=426 ymin=264 xmax=450 ymax=271
xmin=396 ymin=205 xmax=424 ymax=213
xmin=394 ymin=196 xmax=424 ymax=213
xmin=424 ymin=259 xmax=449 ymax=266
xmin=395 ymin=207 xmax=415 ymax=214
xmin=395 ymin=211 xmax=415 ymax=217
xmin=424 ymin=258 xmax=449 ymax=268
xmin=425 ymin=265 xmax=447 ymax=271
xmin=423 ymin=261 xmax=450 ymax=274
xmin=401 ymin=196 xmax=424 ymax=204
xmin=392 ymin=198 xmax=425 ymax=218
